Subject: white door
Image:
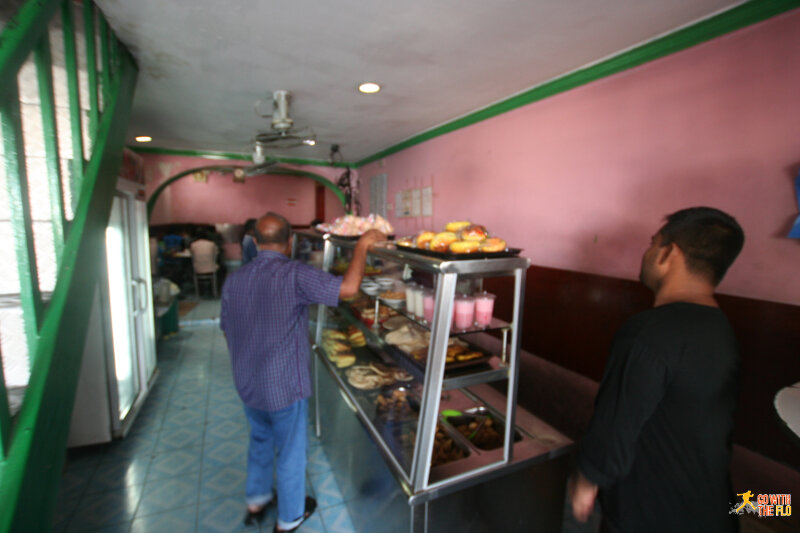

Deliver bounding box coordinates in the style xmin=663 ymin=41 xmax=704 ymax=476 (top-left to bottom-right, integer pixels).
xmin=105 ymin=193 xmax=140 ymax=421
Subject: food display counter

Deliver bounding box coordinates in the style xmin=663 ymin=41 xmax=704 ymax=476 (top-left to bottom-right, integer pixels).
xmin=293 ymin=230 xmax=573 ymax=532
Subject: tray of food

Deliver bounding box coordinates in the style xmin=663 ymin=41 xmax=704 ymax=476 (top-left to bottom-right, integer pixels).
xmin=394 ymin=221 xmax=520 ymax=259
xmin=406 ymin=341 xmax=493 ymax=372
xmin=398 ymin=246 xmax=522 ymax=260
xmin=374 ymin=385 xmax=419 ymax=423
xmin=443 ymin=407 xmax=522 ymax=451
xmin=397 ymin=423 xmax=471 ymax=467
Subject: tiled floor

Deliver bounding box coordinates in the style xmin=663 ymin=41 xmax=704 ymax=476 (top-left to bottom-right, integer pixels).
xmin=54 ymin=297 xmax=600 ymax=533
xmin=54 ymin=298 xmax=355 ymax=533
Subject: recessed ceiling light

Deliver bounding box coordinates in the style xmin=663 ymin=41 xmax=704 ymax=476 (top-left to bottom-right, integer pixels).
xmin=302 ymin=138 xmax=316 ymax=146
xmin=135 ymin=136 xmax=152 ymax=143
xmin=358 ymin=82 xmax=381 ymax=94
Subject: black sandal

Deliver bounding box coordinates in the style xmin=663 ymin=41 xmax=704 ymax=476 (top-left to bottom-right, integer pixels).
xmin=243 ymin=492 xmax=277 ymax=526
xmin=273 ymin=497 xmax=317 ymax=532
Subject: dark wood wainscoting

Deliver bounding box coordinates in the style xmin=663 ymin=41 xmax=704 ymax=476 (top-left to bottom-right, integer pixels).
xmin=484 ymin=265 xmax=800 ymax=471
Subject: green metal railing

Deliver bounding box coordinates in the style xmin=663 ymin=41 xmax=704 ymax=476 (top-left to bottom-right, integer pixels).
xmin=0 ymin=1 xmax=137 ymax=531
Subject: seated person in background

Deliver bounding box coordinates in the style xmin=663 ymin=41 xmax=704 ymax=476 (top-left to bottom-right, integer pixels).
xmin=241 ymin=218 xmax=258 ymax=266
xmin=190 ymin=232 xmax=219 ymax=275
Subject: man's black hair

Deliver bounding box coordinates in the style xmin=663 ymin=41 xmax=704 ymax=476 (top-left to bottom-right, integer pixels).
xmin=659 ymin=207 xmax=744 ymax=285
xmin=254 ymin=212 xmax=291 ymax=244
xmin=243 ymin=218 xmax=257 ymax=233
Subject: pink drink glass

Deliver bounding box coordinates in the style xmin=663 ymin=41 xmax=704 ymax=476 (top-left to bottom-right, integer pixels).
xmin=454 ymin=295 xmax=475 ymax=330
xmin=423 ymin=290 xmax=435 ymax=323
xmin=474 ymin=291 xmax=496 ymax=327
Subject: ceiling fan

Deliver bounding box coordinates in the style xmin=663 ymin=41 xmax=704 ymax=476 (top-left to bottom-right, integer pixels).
xmin=251 ymin=90 xmax=317 ymax=163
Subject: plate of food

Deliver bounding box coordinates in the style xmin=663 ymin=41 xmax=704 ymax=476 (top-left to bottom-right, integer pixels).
xmin=379 ymin=290 xmax=406 ymax=308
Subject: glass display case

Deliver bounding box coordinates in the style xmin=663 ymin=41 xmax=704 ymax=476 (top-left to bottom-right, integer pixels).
xmin=293 ymin=230 xmax=572 ymax=532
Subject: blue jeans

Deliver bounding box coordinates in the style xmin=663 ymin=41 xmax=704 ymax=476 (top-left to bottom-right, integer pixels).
xmin=244 ymin=399 xmax=308 ymax=527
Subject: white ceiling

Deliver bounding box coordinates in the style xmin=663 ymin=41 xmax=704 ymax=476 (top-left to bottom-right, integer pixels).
xmin=95 ymin=0 xmax=745 ymax=164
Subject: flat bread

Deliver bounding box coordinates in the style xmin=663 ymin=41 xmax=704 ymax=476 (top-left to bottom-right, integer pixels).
xmin=345 ymin=364 xmax=397 ymax=390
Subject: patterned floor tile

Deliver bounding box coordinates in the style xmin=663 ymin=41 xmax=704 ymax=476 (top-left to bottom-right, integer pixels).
xmin=199 ymin=466 xmax=247 ymax=503
xmin=309 ymin=470 xmax=346 ymax=509
xmin=102 ymin=432 xmax=158 ymax=461
xmin=66 ymin=483 xmax=144 ymax=531
xmin=168 ymin=391 xmax=208 ymax=409
xmin=52 ymin=494 xmax=80 ymax=533
xmin=306 ymin=446 xmax=333 ymax=476
xmin=202 ymin=438 xmax=248 ymax=470
xmin=136 ymin=472 xmax=201 ymax=517
xmin=204 ymin=418 xmax=249 ymax=443
xmin=207 ymin=400 xmax=244 ymax=421
xmin=155 ymin=424 xmax=206 ymax=452
xmin=130 ymin=504 xmax=197 ymax=533
xmin=57 ymin=468 xmax=92 ymax=501
xmin=320 ymin=502 xmax=357 ymax=533
xmin=84 ymin=454 xmax=151 ymax=494
xmin=163 ymin=406 xmax=207 ymax=429
xmin=147 ymin=448 xmax=203 ymax=482
xmin=196 ymin=496 xmax=260 ymax=533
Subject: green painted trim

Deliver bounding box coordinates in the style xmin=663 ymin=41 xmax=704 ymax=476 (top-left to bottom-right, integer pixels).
xmin=146 ymin=164 xmax=348 ymax=218
xmin=83 ymin=1 xmax=100 ymax=137
xmin=265 ymin=167 xmax=349 ymax=211
xmin=354 ymin=0 xmax=800 ymax=167
xmin=61 ymin=0 xmax=85 ymax=199
xmin=146 ymin=164 xmax=246 ymax=216
xmin=129 ymin=146 xmax=354 ymax=168
xmin=0 ymin=0 xmax=61 ymax=104
xmin=0 ymin=45 xmax=139 ymax=533
xmin=35 ymin=32 xmax=66 ymax=265
xmin=1 ymin=90 xmax=44 ymax=357
xmin=98 ymin=15 xmax=111 ymax=105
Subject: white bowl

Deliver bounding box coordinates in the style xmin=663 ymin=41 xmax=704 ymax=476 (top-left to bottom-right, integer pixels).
xmin=376 ymin=277 xmax=396 ymax=290
xmin=362 ymin=285 xmax=381 ymax=296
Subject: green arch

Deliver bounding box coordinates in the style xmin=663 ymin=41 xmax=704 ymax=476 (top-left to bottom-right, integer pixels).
xmin=146 ymin=164 xmax=349 ymax=219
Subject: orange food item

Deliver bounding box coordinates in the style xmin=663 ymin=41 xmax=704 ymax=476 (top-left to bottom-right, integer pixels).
xmin=459 ymin=224 xmax=488 ymax=242
xmin=480 ymin=237 xmax=507 ymax=253
xmin=449 ymin=240 xmax=480 ymax=254
xmin=416 ymin=231 xmax=435 ymax=249
xmin=430 ymin=232 xmax=458 ymax=252
xmin=445 ymin=220 xmax=471 ymax=233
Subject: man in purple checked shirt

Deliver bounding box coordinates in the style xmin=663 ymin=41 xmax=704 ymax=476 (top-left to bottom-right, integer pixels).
xmin=221 ymin=212 xmax=384 ymax=532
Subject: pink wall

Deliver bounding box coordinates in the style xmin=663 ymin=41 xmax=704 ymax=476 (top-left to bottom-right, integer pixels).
xmin=143 ymin=154 xmax=346 ymax=226
xmin=358 ymin=10 xmax=800 ymax=305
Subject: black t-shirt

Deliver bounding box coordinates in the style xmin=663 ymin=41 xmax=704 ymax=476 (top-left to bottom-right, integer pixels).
xmin=577 ymin=302 xmax=740 ymax=533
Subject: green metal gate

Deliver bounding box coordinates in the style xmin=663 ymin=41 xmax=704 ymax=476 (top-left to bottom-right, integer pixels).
xmin=0 ymin=1 xmax=137 ymax=530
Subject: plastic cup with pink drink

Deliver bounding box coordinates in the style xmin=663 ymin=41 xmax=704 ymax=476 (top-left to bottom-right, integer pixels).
xmin=453 ymin=294 xmax=476 ymax=330
xmin=474 ymin=291 xmax=496 ymax=327
xmin=422 ymin=290 xmax=436 ymax=323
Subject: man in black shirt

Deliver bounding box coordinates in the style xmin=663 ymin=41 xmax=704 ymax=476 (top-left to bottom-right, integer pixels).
xmin=570 ymin=207 xmax=745 ymax=533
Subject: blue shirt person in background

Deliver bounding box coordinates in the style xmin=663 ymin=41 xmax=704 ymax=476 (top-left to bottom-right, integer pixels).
xmin=241 ymin=218 xmax=258 ymax=266
xmin=220 ymin=211 xmax=384 ymax=531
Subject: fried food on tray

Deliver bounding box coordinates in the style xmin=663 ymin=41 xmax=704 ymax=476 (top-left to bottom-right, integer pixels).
xmin=445 ymin=220 xmax=472 ymax=233
xmin=449 ymin=240 xmax=480 ymax=254
xmin=416 ymin=231 xmax=435 ymax=249
xmin=459 ymin=224 xmax=488 ymax=241
xmin=479 ymin=237 xmax=507 ymax=253
xmin=430 ymin=232 xmax=458 ymax=252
